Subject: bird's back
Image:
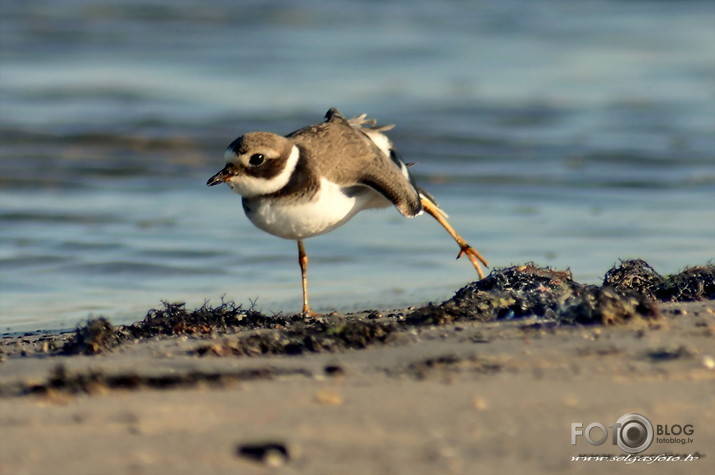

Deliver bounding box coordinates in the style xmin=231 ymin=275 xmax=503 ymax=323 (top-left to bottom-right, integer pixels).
xmin=288 ymin=109 xmax=422 ymax=217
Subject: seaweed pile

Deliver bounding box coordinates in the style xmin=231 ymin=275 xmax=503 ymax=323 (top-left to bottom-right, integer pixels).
xmin=61 ymin=300 xmax=295 ymax=355
xmin=59 ymin=260 xmax=714 ymax=356
xmin=604 ymin=259 xmax=715 ymax=302
xmin=60 ymin=301 xmax=398 ymax=356
xmin=408 ymin=260 xmax=713 ymax=326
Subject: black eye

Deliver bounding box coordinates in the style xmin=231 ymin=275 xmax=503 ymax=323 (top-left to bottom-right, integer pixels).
xmin=249 ymin=153 xmax=265 ymax=166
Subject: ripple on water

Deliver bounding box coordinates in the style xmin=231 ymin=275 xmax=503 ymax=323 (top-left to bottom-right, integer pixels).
xmin=0 ymin=211 xmax=124 ymax=225
xmin=0 ymin=254 xmax=74 ymax=270
xmin=60 ymin=261 xmax=220 ymax=277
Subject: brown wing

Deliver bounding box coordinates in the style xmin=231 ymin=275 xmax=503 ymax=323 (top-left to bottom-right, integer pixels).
xmin=287 ymin=109 xmax=422 ymax=217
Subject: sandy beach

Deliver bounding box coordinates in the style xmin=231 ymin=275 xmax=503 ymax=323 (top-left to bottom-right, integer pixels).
xmin=1 ymin=263 xmax=713 ymax=474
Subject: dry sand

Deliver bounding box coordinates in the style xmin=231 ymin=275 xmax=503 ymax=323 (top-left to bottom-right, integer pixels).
xmin=1 ymin=299 xmax=713 ymax=475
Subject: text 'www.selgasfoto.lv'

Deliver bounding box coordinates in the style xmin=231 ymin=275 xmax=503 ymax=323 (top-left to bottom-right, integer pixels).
xmin=571 ymin=453 xmax=700 ymax=464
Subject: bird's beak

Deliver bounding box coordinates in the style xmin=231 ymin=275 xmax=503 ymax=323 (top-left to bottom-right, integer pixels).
xmin=207 ymin=165 xmax=232 ymax=186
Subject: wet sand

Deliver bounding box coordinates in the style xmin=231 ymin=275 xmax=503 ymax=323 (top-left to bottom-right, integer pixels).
xmin=1 ymin=263 xmax=714 ymax=474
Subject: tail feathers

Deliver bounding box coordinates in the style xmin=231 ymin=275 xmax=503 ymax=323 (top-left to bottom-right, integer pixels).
xmin=347 ymin=113 xmax=395 ymax=133
xmin=328 ymin=109 xmax=395 ymax=156
xmin=325 ymin=108 xmax=395 ymax=132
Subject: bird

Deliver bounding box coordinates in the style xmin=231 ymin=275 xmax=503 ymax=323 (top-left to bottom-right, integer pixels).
xmin=207 ymin=108 xmax=488 ymax=316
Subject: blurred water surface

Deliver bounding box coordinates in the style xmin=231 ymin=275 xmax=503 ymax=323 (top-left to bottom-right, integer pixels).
xmin=1 ymin=0 xmax=714 ymax=331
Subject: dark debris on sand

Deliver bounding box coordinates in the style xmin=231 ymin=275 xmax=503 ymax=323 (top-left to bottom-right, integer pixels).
xmin=60 ymin=301 xmax=399 ymax=357
xmin=58 ymin=260 xmax=714 ymax=357
xmin=61 ymin=300 xmax=294 ymax=355
xmin=406 ymin=260 xmax=712 ymax=326
xmin=195 ymin=318 xmax=399 ymax=357
xmin=23 ymin=363 xmax=310 ymax=396
xmin=603 ymin=259 xmax=715 ymax=302
xmin=655 ymin=265 xmax=715 ymax=302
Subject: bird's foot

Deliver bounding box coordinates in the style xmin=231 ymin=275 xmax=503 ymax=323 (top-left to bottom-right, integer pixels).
xmin=456 ymin=244 xmax=489 ymax=279
xmin=301 ymin=307 xmax=321 ymax=319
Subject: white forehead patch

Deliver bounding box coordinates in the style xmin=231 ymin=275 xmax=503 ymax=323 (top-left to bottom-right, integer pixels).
xmin=225 ymin=145 xmax=300 ymax=198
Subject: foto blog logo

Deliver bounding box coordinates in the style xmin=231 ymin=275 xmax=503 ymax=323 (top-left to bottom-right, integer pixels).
xmin=571 ymin=413 xmax=654 ymax=454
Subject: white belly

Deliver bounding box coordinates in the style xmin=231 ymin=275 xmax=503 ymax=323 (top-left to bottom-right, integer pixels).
xmin=244 ymin=179 xmax=390 ymax=240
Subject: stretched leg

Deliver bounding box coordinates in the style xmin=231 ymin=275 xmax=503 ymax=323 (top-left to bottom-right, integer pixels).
xmin=297 ymin=240 xmax=318 ymax=317
xmin=420 ymin=196 xmax=488 ymax=279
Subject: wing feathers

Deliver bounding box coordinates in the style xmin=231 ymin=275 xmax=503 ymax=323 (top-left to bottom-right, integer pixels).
xmin=289 ymin=109 xmax=422 ymax=217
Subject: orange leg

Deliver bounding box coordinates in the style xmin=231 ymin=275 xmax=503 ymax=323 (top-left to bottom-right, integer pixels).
xmin=421 ymin=197 xmax=488 ymax=279
xmin=297 ymin=240 xmax=319 ymax=317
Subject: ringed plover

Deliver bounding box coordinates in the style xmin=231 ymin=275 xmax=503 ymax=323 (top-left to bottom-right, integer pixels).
xmin=207 ymin=108 xmax=488 ymax=316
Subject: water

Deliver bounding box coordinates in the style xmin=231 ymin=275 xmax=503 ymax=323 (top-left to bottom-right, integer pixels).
xmin=1 ymin=0 xmax=714 ymax=332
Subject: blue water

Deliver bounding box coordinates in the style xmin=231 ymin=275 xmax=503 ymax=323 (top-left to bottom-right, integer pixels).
xmin=1 ymin=0 xmax=714 ymax=332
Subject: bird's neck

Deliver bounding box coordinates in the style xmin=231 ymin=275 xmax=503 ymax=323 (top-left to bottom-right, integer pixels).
xmin=267 ymin=146 xmax=320 ymax=200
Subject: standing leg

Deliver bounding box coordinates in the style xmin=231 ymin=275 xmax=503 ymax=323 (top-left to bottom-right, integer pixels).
xmin=420 ymin=196 xmax=489 ymax=279
xmin=297 ymin=240 xmax=317 ymax=316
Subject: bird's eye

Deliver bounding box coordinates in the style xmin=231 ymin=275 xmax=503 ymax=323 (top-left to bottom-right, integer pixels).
xmin=249 ymin=154 xmax=265 ymax=166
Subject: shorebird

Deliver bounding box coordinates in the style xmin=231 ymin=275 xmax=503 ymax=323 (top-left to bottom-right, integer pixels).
xmin=208 ymin=108 xmax=488 ymax=316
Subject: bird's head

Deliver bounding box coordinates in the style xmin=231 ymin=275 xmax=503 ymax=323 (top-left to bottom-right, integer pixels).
xmin=207 ymin=132 xmax=297 ymax=198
